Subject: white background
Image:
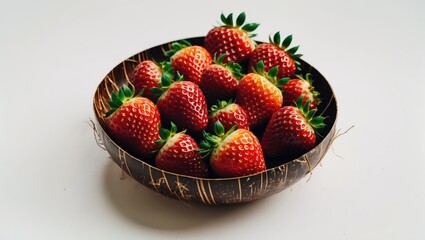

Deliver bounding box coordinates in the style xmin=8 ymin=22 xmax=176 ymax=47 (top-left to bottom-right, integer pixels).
xmin=1 ymin=0 xmax=424 ymax=239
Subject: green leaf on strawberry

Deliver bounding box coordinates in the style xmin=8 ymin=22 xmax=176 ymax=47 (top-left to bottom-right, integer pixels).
xmin=282 ymin=73 xmax=321 ymax=108
xmin=106 ymin=84 xmax=144 ymax=117
xmin=269 ymin=31 xmax=302 ymax=71
xmin=236 ymin=12 xmax=246 ymax=26
xmin=250 ymin=32 xmax=302 ymax=78
xmin=220 ymin=12 xmax=259 ymax=36
xmin=261 ymin=96 xmax=327 ymax=158
xmin=150 ymin=72 xmax=184 ymax=98
xmin=209 ymin=99 xmax=233 ymax=114
xmin=205 ymin=12 xmax=258 ymax=63
xmin=198 ymin=120 xmax=238 ymax=158
xmin=155 ymin=122 xmax=181 ymax=146
xmin=295 ymin=96 xmax=326 ymax=132
xmin=212 ymin=53 xmax=244 ymax=80
xmin=154 ymin=122 xmax=209 ymax=177
xmin=164 ymin=40 xmax=192 ymax=58
xmin=199 ymin=120 xmax=266 ymax=177
xmin=251 ymin=60 xmax=288 ymax=88
xmin=281 ymin=34 xmax=292 ymax=48
xmin=106 ymin=84 xmax=161 ymax=160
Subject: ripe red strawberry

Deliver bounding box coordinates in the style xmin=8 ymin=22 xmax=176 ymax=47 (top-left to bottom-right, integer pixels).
xmin=130 ymin=60 xmax=173 ymax=101
xmin=199 ymin=54 xmax=244 ymax=105
xmin=153 ymin=74 xmax=208 ymax=134
xmin=155 ymin=123 xmax=209 ymax=177
xmin=106 ymin=85 xmax=161 ymax=160
xmin=249 ymin=32 xmax=302 ymax=78
xmin=281 ymin=73 xmax=320 ymax=109
xmin=199 ymin=121 xmax=266 ymax=177
xmin=164 ymin=40 xmax=212 ymax=85
xmin=261 ymin=97 xmax=326 ymax=159
xmin=205 ymin=12 xmax=259 ymax=64
xmin=236 ymin=60 xmax=284 ymax=129
xmin=208 ymin=100 xmax=249 ymax=132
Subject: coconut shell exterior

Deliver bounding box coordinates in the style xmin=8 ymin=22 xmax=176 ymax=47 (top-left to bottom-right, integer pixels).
xmin=93 ymin=37 xmax=338 ymax=205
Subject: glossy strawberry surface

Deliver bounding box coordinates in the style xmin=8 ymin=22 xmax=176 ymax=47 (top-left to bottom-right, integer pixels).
xmin=208 ymin=103 xmax=249 ymax=132
xmin=236 ymin=73 xmax=283 ymax=128
xmin=155 ymin=133 xmax=209 ymax=177
xmin=283 ymin=79 xmax=316 ymax=109
xmin=261 ymin=106 xmax=316 ymax=158
xmin=249 ymin=43 xmax=297 ymax=78
xmin=282 ymin=74 xmax=319 ymax=109
xmin=205 ymin=27 xmax=255 ymax=63
xmin=156 ymin=81 xmax=208 ymax=133
xmin=210 ymin=129 xmax=266 ymax=177
xmin=200 ymin=64 xmax=238 ymax=105
xmin=107 ymin=97 xmax=161 ymax=159
xmin=170 ymin=46 xmax=212 ymax=85
xmin=130 ymin=60 xmax=162 ymax=100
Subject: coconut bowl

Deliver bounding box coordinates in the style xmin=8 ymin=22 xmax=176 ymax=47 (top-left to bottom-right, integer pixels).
xmin=93 ymin=37 xmax=337 ymax=205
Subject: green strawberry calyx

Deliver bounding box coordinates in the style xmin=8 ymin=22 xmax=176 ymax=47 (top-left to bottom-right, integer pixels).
xmin=294 ymin=73 xmax=321 ymax=105
xmin=209 ymin=99 xmax=234 ymax=115
xmin=154 ymin=122 xmax=185 ymax=148
xmin=269 ymin=32 xmax=303 ymax=71
xmin=150 ymin=72 xmax=184 ymax=98
xmin=163 ymin=39 xmax=192 ymax=58
xmin=219 ymin=12 xmax=259 ymax=38
xmin=197 ymin=120 xmax=238 ymax=158
xmin=158 ymin=60 xmax=175 ymax=79
xmin=295 ymin=96 xmax=326 ymax=134
xmin=253 ymin=60 xmax=289 ymax=88
xmin=106 ymin=84 xmax=143 ymax=117
xmin=213 ymin=53 xmax=244 ymax=80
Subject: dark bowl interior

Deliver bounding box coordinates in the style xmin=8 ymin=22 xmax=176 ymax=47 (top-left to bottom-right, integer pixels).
xmin=93 ymin=37 xmax=337 ymax=205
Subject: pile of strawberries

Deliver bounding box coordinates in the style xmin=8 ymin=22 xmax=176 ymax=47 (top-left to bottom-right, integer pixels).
xmin=105 ymin=12 xmax=326 ymax=178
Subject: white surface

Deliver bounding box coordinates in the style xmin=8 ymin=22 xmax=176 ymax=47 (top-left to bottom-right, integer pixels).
xmin=1 ymin=0 xmax=424 ymax=239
